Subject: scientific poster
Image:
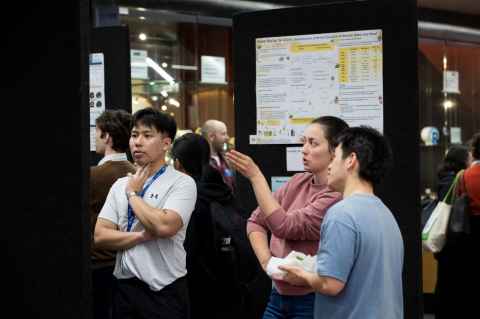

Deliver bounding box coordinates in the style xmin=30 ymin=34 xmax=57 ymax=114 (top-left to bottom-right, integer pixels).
xmin=89 ymin=53 xmax=105 ymax=151
xmin=201 ymin=55 xmax=226 ymax=84
xmin=253 ymin=29 xmax=383 ymax=144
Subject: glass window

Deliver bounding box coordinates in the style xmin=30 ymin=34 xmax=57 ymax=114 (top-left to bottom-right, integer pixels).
xmin=120 ymin=7 xmax=234 ymax=138
xmin=419 ymin=38 xmax=480 ymax=197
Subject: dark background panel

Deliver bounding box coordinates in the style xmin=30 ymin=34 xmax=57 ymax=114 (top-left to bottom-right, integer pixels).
xmin=2 ymin=1 xmax=91 ymax=319
xmin=234 ymin=0 xmax=420 ymax=318
xmin=418 ymin=7 xmax=480 ymax=29
xmin=90 ymin=26 xmax=132 ymax=165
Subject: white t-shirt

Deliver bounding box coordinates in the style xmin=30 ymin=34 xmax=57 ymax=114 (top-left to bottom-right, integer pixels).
xmin=98 ymin=165 xmax=197 ymax=291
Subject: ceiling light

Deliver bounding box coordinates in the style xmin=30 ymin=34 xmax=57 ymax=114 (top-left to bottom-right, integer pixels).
xmin=139 ymin=33 xmax=147 ymax=41
xmin=168 ymin=98 xmax=180 ymax=108
xmin=160 ymin=90 xmax=168 ymax=98
xmin=119 ymin=7 xmax=129 ymax=15
xmin=161 ymin=105 xmax=168 ymax=111
xmin=161 ymin=62 xmax=168 ymax=68
xmin=151 ymin=96 xmax=158 ymax=101
xmin=443 ymin=100 xmax=454 ymax=109
xmin=139 ymin=16 xmax=146 ymax=20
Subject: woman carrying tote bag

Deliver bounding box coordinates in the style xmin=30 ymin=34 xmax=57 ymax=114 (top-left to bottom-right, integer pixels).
xmin=421 ymin=172 xmax=459 ymax=253
xmin=422 ymin=145 xmax=469 ymax=252
xmin=434 ymin=133 xmax=480 ymax=319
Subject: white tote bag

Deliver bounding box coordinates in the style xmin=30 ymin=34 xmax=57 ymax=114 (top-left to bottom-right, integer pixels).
xmin=421 ymin=201 xmax=452 ymax=252
xmin=421 ymin=173 xmax=460 ymax=253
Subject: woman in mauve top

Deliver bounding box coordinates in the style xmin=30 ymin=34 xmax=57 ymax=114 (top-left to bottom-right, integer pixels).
xmin=226 ymin=116 xmax=348 ymax=319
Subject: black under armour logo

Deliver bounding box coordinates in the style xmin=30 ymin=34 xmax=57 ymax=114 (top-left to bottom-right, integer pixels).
xmin=149 ymin=193 xmax=159 ymax=199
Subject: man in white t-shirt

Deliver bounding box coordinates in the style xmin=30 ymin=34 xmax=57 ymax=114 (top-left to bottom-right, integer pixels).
xmin=95 ymin=108 xmax=197 ymax=319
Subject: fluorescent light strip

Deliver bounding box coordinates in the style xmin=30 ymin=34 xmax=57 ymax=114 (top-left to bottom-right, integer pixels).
xmin=146 ymin=57 xmax=175 ymax=85
xmin=172 ymin=64 xmax=198 ymax=71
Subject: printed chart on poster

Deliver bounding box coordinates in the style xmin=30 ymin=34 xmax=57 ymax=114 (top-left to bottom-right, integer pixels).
xmin=89 ymin=53 xmax=105 ymax=151
xmin=251 ymin=29 xmax=383 ymax=144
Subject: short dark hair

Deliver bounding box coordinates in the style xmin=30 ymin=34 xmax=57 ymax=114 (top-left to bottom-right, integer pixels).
xmin=131 ymin=107 xmax=177 ymax=141
xmin=337 ymin=126 xmax=393 ymax=185
xmin=171 ymin=133 xmax=210 ymax=180
xmin=95 ymin=110 xmax=132 ymax=152
xmin=438 ymin=144 xmax=469 ymax=175
xmin=470 ymin=133 xmax=480 ymax=160
xmin=310 ymin=116 xmax=349 ymax=151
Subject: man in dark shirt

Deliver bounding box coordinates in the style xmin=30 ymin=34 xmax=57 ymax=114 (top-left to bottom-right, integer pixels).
xmin=90 ymin=110 xmax=136 ymax=319
xmin=201 ymin=119 xmax=235 ymax=190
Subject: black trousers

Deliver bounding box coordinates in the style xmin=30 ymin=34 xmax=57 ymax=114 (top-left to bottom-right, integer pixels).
xmin=435 ymin=215 xmax=480 ymax=318
xmin=113 ymin=276 xmax=189 ymax=319
xmin=92 ymin=265 xmax=115 ymax=319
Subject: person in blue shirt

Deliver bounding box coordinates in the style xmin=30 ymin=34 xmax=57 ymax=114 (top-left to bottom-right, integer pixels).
xmin=280 ymin=126 xmax=404 ymax=319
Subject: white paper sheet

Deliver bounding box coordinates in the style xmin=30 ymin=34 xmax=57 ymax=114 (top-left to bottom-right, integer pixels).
xmin=271 ymin=176 xmax=292 ymax=193
xmin=286 ymin=147 xmax=304 ymax=172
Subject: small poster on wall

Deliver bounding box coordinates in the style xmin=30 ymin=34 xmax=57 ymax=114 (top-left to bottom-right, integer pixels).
xmin=131 ymin=49 xmax=149 ymax=80
xmin=201 ymin=55 xmax=226 ymax=84
xmin=271 ymin=176 xmax=292 ymax=192
xmin=450 ymin=127 xmax=462 ymax=144
xmin=89 ymin=53 xmax=105 ymax=151
xmin=286 ymin=147 xmax=304 ymax=172
xmin=443 ymin=71 xmax=460 ymax=94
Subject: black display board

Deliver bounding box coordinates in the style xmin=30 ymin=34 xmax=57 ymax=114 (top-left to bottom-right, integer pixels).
xmin=90 ymin=26 xmax=132 ymax=165
xmin=234 ymin=1 xmax=420 ymax=318
xmin=2 ymin=1 xmax=91 ymax=318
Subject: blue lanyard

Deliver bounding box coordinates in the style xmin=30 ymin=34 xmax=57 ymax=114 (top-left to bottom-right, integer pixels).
xmin=127 ymin=165 xmax=167 ymax=231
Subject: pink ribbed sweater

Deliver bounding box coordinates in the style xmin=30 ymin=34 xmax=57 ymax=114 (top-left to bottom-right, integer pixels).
xmin=247 ymin=172 xmax=341 ymax=295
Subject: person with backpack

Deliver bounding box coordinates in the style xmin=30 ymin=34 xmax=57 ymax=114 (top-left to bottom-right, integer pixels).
xmin=171 ymin=133 xmax=259 ymax=319
xmin=226 ymin=116 xmax=348 ymax=319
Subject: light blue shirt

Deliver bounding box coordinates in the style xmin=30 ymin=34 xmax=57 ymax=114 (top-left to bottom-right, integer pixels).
xmin=314 ymin=193 xmax=404 ymax=319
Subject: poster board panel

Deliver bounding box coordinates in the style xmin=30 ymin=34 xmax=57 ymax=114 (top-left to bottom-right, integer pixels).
xmin=234 ymin=1 xmax=419 ymax=317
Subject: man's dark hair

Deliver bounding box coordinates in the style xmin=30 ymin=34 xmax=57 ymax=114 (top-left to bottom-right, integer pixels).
xmin=95 ymin=110 xmax=132 ymax=152
xmin=132 ymin=107 xmax=177 ymax=141
xmin=311 ymin=116 xmax=349 ymax=151
xmin=171 ymin=133 xmax=210 ymax=181
xmin=337 ymin=126 xmax=393 ymax=185
xmin=438 ymin=144 xmax=469 ymax=176
xmin=470 ymin=132 xmax=480 ymax=160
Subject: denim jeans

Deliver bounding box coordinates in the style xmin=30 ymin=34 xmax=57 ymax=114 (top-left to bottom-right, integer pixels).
xmin=262 ymin=287 xmax=315 ymax=319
